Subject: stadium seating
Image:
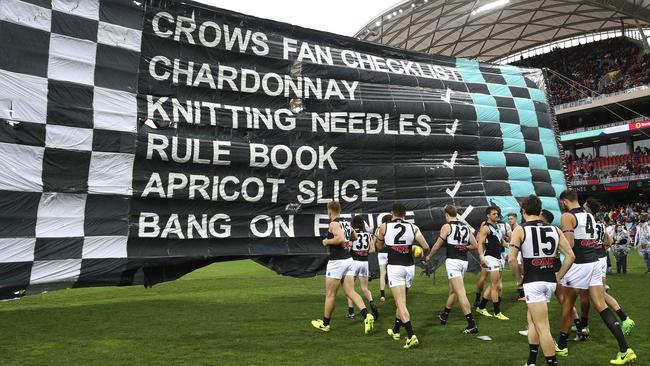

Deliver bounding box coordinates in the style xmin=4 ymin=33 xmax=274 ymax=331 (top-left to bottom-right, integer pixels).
xmin=513 ymin=37 xmax=650 ymax=105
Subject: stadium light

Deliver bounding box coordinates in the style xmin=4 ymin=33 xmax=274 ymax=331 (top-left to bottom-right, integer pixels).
xmin=375 ymin=20 xmax=381 ymax=26
xmin=471 ymin=0 xmax=510 ymax=15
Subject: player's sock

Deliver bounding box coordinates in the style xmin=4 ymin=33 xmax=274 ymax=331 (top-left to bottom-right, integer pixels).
xmin=323 ymin=317 xmax=331 ymax=326
xmin=545 ymin=355 xmax=558 ymax=366
xmin=403 ymin=321 xmax=414 ymax=338
xmin=347 ymin=307 xmax=354 ymax=315
xmin=518 ymin=287 xmax=525 ymax=298
xmin=392 ymin=318 xmax=402 ymax=333
xmin=380 ymin=290 xmax=385 ymax=298
xmin=599 ymin=308 xmax=629 ymax=352
xmin=465 ymin=313 xmax=476 ymax=328
xmin=474 ymin=292 xmax=482 ymax=305
xmin=442 ymin=307 xmax=451 ymax=317
xmin=479 ymin=298 xmax=489 ymax=309
xmin=360 ymin=308 xmax=369 ymax=319
xmin=616 ymin=308 xmax=628 ymax=321
xmin=527 ymin=344 xmax=539 ymax=365
xmin=573 ymin=318 xmax=583 ymax=332
xmin=493 ymin=300 xmax=501 ymax=314
xmin=557 ymin=331 xmax=569 ymax=349
xmin=580 ymin=317 xmax=589 ymax=329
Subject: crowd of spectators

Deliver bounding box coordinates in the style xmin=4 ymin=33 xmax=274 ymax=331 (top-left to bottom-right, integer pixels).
xmin=568 ymin=147 xmax=650 ymax=182
xmin=513 ymin=37 xmax=650 ymax=105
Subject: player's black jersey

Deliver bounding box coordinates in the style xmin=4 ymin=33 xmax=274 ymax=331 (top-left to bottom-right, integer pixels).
xmin=328 ymin=217 xmax=353 ymax=260
xmin=351 ymin=229 xmax=371 ymax=261
xmin=570 ymin=208 xmax=599 ymax=264
xmin=482 ymin=222 xmax=503 ymax=258
xmin=520 ymin=220 xmax=560 ymax=283
xmin=385 ymin=219 xmax=417 ymax=266
xmin=445 ymin=221 xmax=470 ymax=260
xmin=594 ymin=222 xmax=607 ymax=258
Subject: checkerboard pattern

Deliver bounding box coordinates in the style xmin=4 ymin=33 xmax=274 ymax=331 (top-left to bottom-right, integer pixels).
xmin=0 ymin=0 xmax=143 ymax=296
xmin=455 ymin=59 xmax=567 ymax=225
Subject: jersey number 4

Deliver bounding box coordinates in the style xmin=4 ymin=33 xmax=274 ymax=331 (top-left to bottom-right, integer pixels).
xmin=453 ymin=226 xmax=469 ymax=243
xmin=529 ymin=227 xmax=557 ymax=257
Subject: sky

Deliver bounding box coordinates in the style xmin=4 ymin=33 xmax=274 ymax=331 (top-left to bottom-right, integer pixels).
xmin=193 ymin=0 xmax=400 ymax=36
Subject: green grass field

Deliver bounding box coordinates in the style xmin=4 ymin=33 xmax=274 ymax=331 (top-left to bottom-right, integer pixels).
xmin=1 ymin=254 xmax=647 ymax=366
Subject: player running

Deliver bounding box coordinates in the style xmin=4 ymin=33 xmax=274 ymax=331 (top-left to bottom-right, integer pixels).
xmin=425 ymin=204 xmax=479 ymax=334
xmin=345 ymin=215 xmax=379 ymax=321
xmin=376 ymin=202 xmax=430 ymax=349
xmin=476 ymin=206 xmax=509 ymax=320
xmin=576 ymin=198 xmax=635 ymax=338
xmin=311 ymin=201 xmax=374 ymax=334
xmin=509 ymin=195 xmax=574 ymax=366
xmin=555 ymin=190 xmax=636 ymax=364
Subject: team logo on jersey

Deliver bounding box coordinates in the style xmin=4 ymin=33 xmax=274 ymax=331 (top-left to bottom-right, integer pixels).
xmin=391 ymin=245 xmax=410 ymax=254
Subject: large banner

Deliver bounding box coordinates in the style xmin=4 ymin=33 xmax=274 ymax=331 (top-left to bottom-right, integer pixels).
xmin=0 ymin=0 xmax=567 ymax=296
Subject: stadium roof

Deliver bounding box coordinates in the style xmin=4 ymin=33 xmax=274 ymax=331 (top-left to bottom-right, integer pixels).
xmin=355 ymin=0 xmax=650 ymax=62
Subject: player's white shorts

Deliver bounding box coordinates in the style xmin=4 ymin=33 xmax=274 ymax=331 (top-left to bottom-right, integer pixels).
xmin=598 ymin=257 xmax=607 ymax=278
xmin=523 ymin=281 xmax=557 ymax=304
xmin=445 ymin=258 xmax=468 ymax=279
xmin=378 ymin=252 xmax=388 ymax=266
xmin=351 ymin=260 xmax=369 ymax=277
xmin=387 ymin=264 xmax=415 ymax=288
xmin=325 ymin=258 xmax=354 ymax=280
xmin=560 ymin=262 xmax=602 ymax=289
xmin=483 ymin=255 xmax=502 ymax=272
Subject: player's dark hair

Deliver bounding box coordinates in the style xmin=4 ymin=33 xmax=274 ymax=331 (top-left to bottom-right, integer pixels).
xmin=585 ymin=197 xmax=601 ymax=214
xmin=444 ymin=205 xmax=457 ymax=217
xmin=521 ymin=195 xmax=542 ymax=216
xmin=485 ymin=206 xmax=499 ymax=216
xmin=540 ymin=209 xmax=554 ymax=224
xmin=327 ymin=200 xmax=341 ymax=213
xmin=392 ymin=202 xmax=407 ymax=217
xmin=559 ymin=190 xmax=578 ymax=202
xmin=351 ymin=215 xmax=365 ymax=231
xmin=507 ymin=212 xmax=517 ymax=219
xmin=381 ymin=214 xmax=392 ymax=224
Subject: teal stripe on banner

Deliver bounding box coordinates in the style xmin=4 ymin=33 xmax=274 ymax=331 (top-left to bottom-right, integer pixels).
xmin=514 ymin=98 xmax=538 ymax=127
xmin=549 ymin=170 xmax=567 ymax=186
xmin=529 ymin=88 xmax=546 ymax=102
xmin=471 ymin=93 xmax=497 ymax=107
xmin=539 ymin=128 xmax=560 ymax=157
xmin=477 ymin=106 xmax=500 ymax=123
xmin=499 ymin=65 xmax=527 ymax=87
xmin=477 ymin=151 xmax=506 ymax=167
xmin=486 ymin=196 xmax=521 ymax=214
xmin=540 ymin=196 xmax=562 ymax=226
xmin=501 ymin=124 xmax=526 ymax=152
xmin=507 ymin=167 xmax=535 ymax=196
xmin=527 ymin=154 xmax=548 ymax=170
xmin=488 ymin=83 xmax=512 ymax=97
xmin=456 ymin=58 xmax=486 ymax=83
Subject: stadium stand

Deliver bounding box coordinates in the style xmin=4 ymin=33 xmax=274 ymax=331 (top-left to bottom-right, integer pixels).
xmin=513 ymin=37 xmax=650 ymax=105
